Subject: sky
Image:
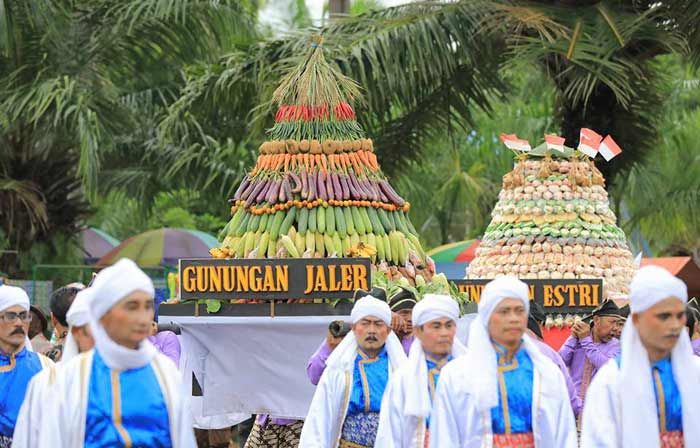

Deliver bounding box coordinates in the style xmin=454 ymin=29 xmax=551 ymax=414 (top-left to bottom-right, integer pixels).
xmin=260 ymin=0 xmax=408 ymax=29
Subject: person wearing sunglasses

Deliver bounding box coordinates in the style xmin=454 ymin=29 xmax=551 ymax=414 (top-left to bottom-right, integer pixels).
xmin=0 ymin=284 xmax=53 ymax=448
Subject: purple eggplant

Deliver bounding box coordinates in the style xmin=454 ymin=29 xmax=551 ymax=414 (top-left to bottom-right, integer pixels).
xmin=267 ymin=179 xmax=281 ymax=204
xmin=288 ymin=172 xmax=302 ymax=193
xmin=367 ymin=180 xmax=380 ymax=201
xmin=346 ymin=170 xmax=362 ymax=199
xmin=331 ymin=172 xmax=343 ymax=199
xmin=240 ymin=179 xmax=256 ymax=200
xmin=379 ymin=180 xmax=405 ymax=206
xmin=325 ymin=171 xmax=334 ymax=199
xmin=301 ymin=169 xmax=309 ymax=199
xmin=344 ymin=174 xmax=358 ymax=199
xmin=256 ymin=178 xmax=271 ymax=202
xmin=279 ymin=178 xmax=289 ymax=203
xmin=339 ymin=174 xmax=351 ymax=199
xmin=362 ymin=180 xmax=375 ymax=201
xmin=233 ymin=176 xmax=251 ymax=200
xmin=343 ymin=176 xmax=362 ymax=199
xmin=283 ymin=177 xmax=293 ymax=201
xmin=308 ymin=172 xmax=317 ymax=201
xmin=317 ymin=171 xmax=328 ymax=201
xmin=246 ymin=179 xmax=266 ymax=206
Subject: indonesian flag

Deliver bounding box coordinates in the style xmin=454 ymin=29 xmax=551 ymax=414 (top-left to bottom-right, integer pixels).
xmin=599 ymin=135 xmax=623 ymax=161
xmin=544 ymin=134 xmax=565 ymax=152
xmin=578 ymin=128 xmax=603 ymax=158
xmin=500 ymin=133 xmax=531 ymax=152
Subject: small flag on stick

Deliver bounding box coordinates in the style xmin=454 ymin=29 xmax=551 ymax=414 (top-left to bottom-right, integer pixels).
xmin=599 ymin=135 xmax=622 ymax=161
xmin=544 ymin=134 xmax=566 ymax=152
xmin=578 ymin=128 xmax=603 ymax=158
xmin=500 ymin=133 xmax=531 ymax=152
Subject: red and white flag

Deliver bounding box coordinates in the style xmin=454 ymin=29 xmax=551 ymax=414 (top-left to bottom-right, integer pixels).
xmin=544 ymin=134 xmax=566 ymax=152
xmin=578 ymin=128 xmax=603 ymax=158
xmin=500 ymin=133 xmax=531 ymax=152
xmin=599 ymin=135 xmax=622 ymax=161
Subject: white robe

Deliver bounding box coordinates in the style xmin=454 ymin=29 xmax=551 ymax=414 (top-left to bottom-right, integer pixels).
xmin=37 ymin=349 xmax=196 ymax=448
xmin=374 ymin=365 xmax=427 ymax=448
xmin=11 ymin=363 xmax=56 ymax=448
xmin=299 ymin=355 xmax=401 ymax=447
xmin=10 ymin=354 xmax=54 ymax=448
xmin=580 ymin=357 xmax=700 ymax=448
xmin=429 ymin=350 xmax=577 ymax=448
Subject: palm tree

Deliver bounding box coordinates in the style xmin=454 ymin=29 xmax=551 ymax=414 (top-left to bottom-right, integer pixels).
xmin=0 ymin=0 xmax=255 ymax=276
xmin=160 ymin=0 xmax=700 ymax=186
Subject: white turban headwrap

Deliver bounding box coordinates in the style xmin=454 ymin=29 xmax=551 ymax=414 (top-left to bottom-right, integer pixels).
xmin=0 ymin=284 xmax=33 ymax=351
xmin=404 ymin=294 xmax=467 ymax=418
xmin=61 ymin=288 xmax=93 ymax=363
xmin=327 ymin=294 xmax=406 ymax=372
xmin=88 ymin=258 xmax=157 ymax=370
xmin=618 ymin=265 xmax=698 ymax=447
xmin=0 ymin=284 xmax=30 ymax=312
xmin=468 ymin=276 xmax=550 ymax=412
xmin=350 ymin=295 xmax=392 ymax=325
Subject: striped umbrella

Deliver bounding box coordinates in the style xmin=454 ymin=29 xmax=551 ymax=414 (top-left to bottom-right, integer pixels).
xmin=81 ymin=228 xmax=120 ymax=261
xmin=96 ymin=228 xmax=218 ymax=267
xmin=427 ymin=239 xmax=481 ymax=263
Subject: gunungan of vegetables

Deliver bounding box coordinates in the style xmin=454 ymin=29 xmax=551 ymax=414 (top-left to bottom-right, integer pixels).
xmin=212 ymin=35 xmax=434 ymax=286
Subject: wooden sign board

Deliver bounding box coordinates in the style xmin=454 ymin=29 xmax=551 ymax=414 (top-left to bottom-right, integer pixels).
xmin=179 ymin=258 xmax=371 ymax=301
xmin=452 ymin=279 xmax=603 ymax=313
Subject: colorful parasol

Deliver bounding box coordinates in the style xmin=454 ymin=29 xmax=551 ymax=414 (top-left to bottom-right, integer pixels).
xmin=96 ymin=228 xmax=218 ymax=267
xmin=80 ymin=228 xmax=121 ymax=261
xmin=427 ymin=239 xmax=481 ymax=263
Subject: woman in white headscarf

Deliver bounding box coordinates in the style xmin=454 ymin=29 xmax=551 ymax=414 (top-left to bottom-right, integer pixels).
xmin=375 ymin=294 xmax=467 ymax=448
xmin=299 ymin=294 xmax=406 ymax=448
xmin=581 ymin=266 xmax=700 ymax=448
xmin=430 ymin=276 xmax=577 ymax=448
xmin=38 ymin=258 xmax=196 ymax=448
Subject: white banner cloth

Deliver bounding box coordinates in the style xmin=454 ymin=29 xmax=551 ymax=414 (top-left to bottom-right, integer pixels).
xmin=160 ymin=315 xmax=346 ymax=419
xmin=160 ymin=314 xmax=476 ymax=419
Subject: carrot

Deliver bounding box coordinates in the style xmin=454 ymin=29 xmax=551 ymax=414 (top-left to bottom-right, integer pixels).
xmin=319 ymin=155 xmax=328 ymax=174
xmin=356 ymin=151 xmax=370 ymax=170
xmin=348 ymin=153 xmax=361 ymax=173
xmin=310 ymin=154 xmax=316 ymax=171
xmin=369 ymin=152 xmax=379 ymax=170
xmin=284 ymin=154 xmax=290 ymax=172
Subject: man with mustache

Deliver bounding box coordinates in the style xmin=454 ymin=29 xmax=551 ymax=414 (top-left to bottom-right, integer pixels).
xmin=581 ymin=266 xmax=700 ymax=447
xmin=11 ymin=288 xmax=94 ymax=447
xmin=375 ymin=294 xmax=467 ymax=448
xmin=300 ymin=293 xmax=407 ymax=448
xmin=0 ymin=284 xmax=53 ymax=448
xmin=39 ymin=259 xmax=195 ymax=447
xmin=559 ymin=299 xmax=621 ymax=409
xmin=430 ymin=276 xmax=577 ymax=447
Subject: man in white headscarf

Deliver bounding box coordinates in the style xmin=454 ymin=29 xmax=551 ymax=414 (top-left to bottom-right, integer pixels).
xmin=11 ymin=288 xmax=94 ymax=448
xmin=39 ymin=258 xmax=196 ymax=447
xmin=375 ymin=294 xmax=467 ymax=448
xmin=0 ymin=285 xmax=53 ymax=448
xmin=299 ymin=293 xmax=407 ymax=448
xmin=580 ymin=266 xmax=700 ymax=448
xmin=430 ymin=276 xmax=577 ymax=448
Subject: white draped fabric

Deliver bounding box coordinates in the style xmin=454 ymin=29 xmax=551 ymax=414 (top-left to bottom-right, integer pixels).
xmin=581 ymin=265 xmax=700 ymax=448
xmin=37 ymin=350 xmax=195 ymax=448
xmin=429 ymin=350 xmax=577 ymax=448
xmin=374 ymin=337 xmax=467 ymax=448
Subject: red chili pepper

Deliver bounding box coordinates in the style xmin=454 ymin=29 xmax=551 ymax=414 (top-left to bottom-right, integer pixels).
xmin=302 ymin=106 xmax=310 ymax=121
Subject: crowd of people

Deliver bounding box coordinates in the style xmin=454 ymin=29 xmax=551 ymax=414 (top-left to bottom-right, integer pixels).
xmin=0 ymin=259 xmax=698 ymax=448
